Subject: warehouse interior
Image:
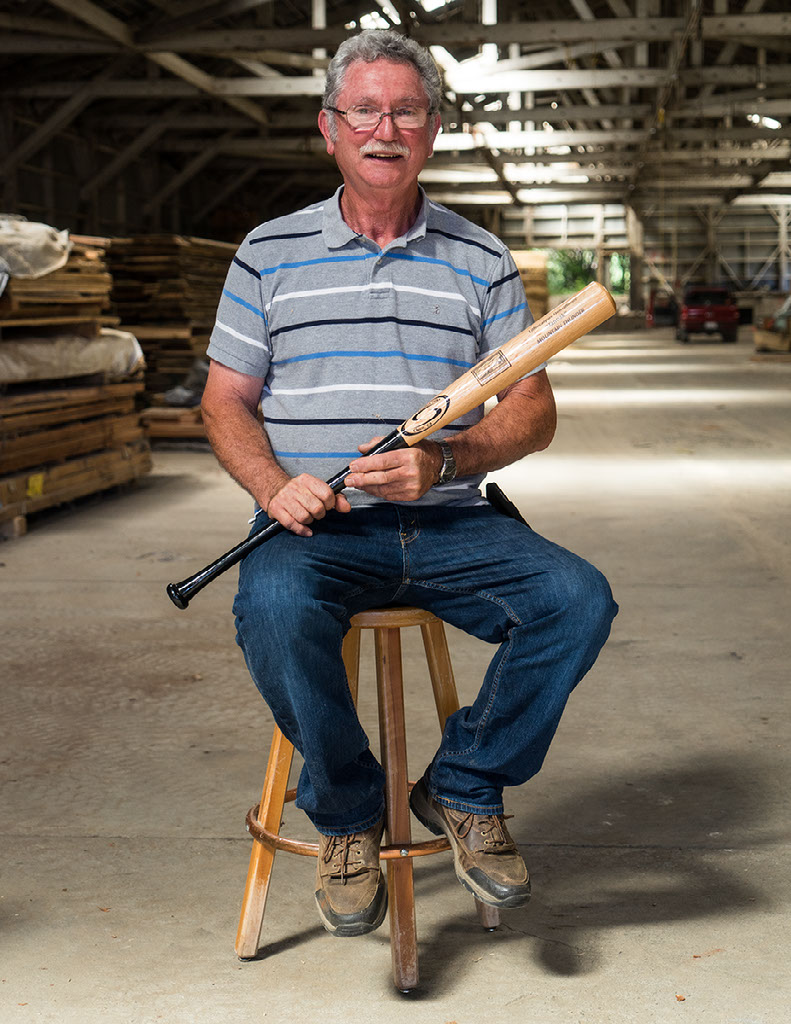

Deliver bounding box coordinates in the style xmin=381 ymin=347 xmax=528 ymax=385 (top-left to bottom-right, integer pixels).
xmin=1 ymin=2 xmax=790 ymax=1021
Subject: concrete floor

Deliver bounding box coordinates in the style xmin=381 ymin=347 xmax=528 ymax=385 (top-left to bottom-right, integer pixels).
xmin=1 ymin=327 xmax=790 ymax=1023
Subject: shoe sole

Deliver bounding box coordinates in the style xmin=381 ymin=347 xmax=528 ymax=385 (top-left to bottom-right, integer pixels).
xmin=409 ymin=780 xmax=530 ymax=910
xmin=314 ymin=872 xmax=388 ymax=937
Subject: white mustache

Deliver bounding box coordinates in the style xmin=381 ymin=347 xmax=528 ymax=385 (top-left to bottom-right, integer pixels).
xmin=359 ymin=141 xmax=410 ymax=157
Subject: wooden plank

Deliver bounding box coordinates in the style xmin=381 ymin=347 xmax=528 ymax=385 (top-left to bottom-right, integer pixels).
xmin=0 ymin=413 xmax=144 ymax=474
xmin=0 ymin=314 xmax=120 ymax=328
xmin=0 ymin=515 xmax=27 ymax=539
xmin=0 ymin=442 xmax=152 ymax=525
xmin=0 ymin=381 xmax=142 ymax=414
xmin=140 ymin=406 xmax=200 ymax=421
xmin=0 ymin=396 xmax=136 ymax=433
xmin=119 ymin=324 xmax=193 ymax=339
xmin=144 ymin=419 xmax=206 ymax=439
xmin=0 ymin=441 xmax=147 ymax=505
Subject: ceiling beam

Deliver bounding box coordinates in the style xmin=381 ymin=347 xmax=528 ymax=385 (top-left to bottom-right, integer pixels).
xmin=79 ymin=104 xmax=190 ymax=199
xmin=0 ymin=35 xmax=119 ymax=54
xmin=144 ymin=14 xmax=791 ymax=51
xmin=0 ymin=13 xmax=106 ymax=39
xmin=0 ymin=59 xmax=129 ymax=178
xmin=138 ymin=0 xmax=276 ymax=44
xmin=142 ymin=131 xmax=239 ymax=214
xmin=14 ymin=61 xmax=791 ymax=100
xmin=45 ymin=0 xmax=268 ymax=126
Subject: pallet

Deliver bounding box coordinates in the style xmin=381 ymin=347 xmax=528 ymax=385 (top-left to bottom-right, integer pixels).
xmin=0 ymin=380 xmax=143 ymax=415
xmin=0 ymin=236 xmax=114 ymax=325
xmin=753 ymin=326 xmax=791 ymax=354
xmin=140 ymin=405 xmax=206 ymax=440
xmin=0 ymin=413 xmax=145 ymax=475
xmin=106 ymin=234 xmax=234 ymax=399
xmin=0 ymin=440 xmax=152 ymax=532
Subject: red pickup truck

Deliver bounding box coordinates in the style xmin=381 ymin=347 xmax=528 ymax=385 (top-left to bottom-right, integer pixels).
xmin=676 ymin=286 xmax=740 ymax=343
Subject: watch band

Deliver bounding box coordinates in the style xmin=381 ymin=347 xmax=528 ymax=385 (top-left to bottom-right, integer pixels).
xmin=435 ymin=440 xmax=457 ymax=485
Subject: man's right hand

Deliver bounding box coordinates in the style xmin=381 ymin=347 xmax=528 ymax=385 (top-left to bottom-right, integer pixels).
xmin=265 ymin=474 xmax=351 ymax=537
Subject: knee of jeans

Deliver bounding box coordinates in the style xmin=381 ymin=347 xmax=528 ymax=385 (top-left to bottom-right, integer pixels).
xmin=234 ymin=562 xmax=332 ymax=653
xmin=551 ymin=560 xmax=617 ymax=636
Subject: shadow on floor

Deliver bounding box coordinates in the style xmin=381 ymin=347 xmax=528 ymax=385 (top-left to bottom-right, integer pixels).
xmin=406 ymin=751 xmax=775 ymax=996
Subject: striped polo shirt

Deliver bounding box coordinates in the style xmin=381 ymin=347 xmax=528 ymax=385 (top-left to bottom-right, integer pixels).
xmin=207 ymin=186 xmax=536 ymax=508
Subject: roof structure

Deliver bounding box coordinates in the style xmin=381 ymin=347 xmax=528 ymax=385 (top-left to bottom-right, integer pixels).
xmin=2 ymin=1 xmax=791 ymax=239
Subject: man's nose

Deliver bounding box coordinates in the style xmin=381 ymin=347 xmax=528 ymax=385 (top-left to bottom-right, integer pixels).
xmin=373 ymin=112 xmax=398 ymax=140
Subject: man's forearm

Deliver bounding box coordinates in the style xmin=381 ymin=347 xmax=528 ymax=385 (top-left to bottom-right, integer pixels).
xmin=201 ymin=398 xmax=289 ymax=512
xmin=444 ymin=373 xmax=557 ymax=480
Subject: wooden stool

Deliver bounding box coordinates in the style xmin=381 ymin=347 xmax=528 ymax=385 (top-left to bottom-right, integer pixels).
xmin=235 ymin=606 xmax=500 ymax=992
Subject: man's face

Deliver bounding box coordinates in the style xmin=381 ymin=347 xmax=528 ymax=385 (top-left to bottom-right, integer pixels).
xmin=319 ymin=59 xmax=440 ymax=198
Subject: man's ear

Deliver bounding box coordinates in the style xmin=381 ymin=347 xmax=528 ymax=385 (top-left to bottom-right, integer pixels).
xmin=318 ymin=109 xmax=335 ymax=154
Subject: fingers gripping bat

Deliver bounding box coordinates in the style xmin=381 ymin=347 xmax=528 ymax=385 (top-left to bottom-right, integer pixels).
xmin=167 ymin=281 xmax=615 ymax=609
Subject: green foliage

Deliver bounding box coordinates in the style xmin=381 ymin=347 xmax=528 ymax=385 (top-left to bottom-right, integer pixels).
xmin=547 ymin=250 xmax=597 ymax=293
xmin=609 ymin=252 xmax=630 ymax=294
xmin=546 ymin=249 xmax=630 ymax=295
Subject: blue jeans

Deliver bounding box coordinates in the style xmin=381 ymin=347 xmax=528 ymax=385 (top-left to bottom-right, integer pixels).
xmin=233 ymin=504 xmax=617 ymax=836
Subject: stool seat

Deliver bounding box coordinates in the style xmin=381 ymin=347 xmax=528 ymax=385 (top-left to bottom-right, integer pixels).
xmin=235 ymin=605 xmax=500 ymax=992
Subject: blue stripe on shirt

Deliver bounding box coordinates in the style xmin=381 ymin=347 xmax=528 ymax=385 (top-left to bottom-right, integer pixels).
xmin=273 ymin=349 xmax=474 ymax=368
xmin=273 ymin=450 xmax=360 ymax=459
xmin=481 ymin=302 xmax=527 ymax=327
xmin=258 ymin=252 xmax=378 ymax=276
xmin=263 ymin=416 xmax=467 ymax=430
xmin=387 ymin=251 xmax=490 ymax=287
xmin=223 ymin=288 xmax=267 ymax=320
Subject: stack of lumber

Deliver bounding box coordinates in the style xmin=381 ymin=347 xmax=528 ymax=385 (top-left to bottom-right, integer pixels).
xmin=0 ymin=235 xmax=117 ymax=328
xmin=140 ymin=404 xmax=205 ymax=440
xmin=752 ymin=294 xmax=791 ymax=354
xmin=511 ymin=250 xmax=549 ymax=320
xmin=0 ymin=381 xmax=151 ymax=537
xmin=107 ymin=235 xmax=235 ymax=400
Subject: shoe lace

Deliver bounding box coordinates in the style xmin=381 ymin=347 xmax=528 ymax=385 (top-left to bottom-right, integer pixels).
xmin=455 ymin=812 xmax=517 ymax=854
xmin=322 ymin=833 xmax=368 ymax=882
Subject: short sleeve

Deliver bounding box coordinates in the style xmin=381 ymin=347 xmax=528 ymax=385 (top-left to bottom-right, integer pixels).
xmin=479 ymin=249 xmax=535 ymax=351
xmin=206 ymin=236 xmax=272 ymax=378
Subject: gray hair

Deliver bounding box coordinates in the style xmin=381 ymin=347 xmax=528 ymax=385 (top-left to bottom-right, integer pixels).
xmin=322 ymin=30 xmax=442 ymax=140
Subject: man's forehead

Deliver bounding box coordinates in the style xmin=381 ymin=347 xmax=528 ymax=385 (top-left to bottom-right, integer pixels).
xmin=341 ymin=59 xmax=426 ymax=99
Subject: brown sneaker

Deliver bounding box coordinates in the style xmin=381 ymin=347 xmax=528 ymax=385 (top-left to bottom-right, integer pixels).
xmin=314 ymin=818 xmax=388 ymax=937
xmin=409 ymin=777 xmax=530 ymax=909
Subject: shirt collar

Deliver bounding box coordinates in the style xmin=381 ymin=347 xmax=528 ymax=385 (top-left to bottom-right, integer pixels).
xmin=322 ymin=185 xmax=429 ymax=250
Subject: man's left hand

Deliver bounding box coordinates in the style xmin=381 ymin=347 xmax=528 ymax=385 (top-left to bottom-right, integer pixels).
xmin=344 ymin=437 xmax=442 ymax=501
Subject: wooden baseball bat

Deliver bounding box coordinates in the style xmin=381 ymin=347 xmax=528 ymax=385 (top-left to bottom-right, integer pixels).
xmin=167 ymin=281 xmax=615 ymax=609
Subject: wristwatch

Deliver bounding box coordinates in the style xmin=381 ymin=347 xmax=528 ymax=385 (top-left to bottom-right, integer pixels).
xmin=435 ymin=440 xmax=457 ymax=485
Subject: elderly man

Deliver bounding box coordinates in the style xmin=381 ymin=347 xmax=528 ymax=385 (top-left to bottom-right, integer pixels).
xmin=202 ymin=30 xmax=617 ymax=938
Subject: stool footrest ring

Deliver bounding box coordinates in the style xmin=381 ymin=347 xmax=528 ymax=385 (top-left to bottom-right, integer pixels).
xmin=245 ymin=804 xmax=451 ymax=859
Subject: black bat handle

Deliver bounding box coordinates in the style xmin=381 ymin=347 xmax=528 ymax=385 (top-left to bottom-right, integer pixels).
xmin=166 ymin=429 xmax=408 ymax=609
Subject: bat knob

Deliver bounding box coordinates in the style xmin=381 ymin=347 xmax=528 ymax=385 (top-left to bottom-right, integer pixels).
xmin=167 ymin=582 xmax=189 ymax=610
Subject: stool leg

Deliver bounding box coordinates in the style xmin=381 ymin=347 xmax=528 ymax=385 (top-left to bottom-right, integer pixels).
xmin=341 ymin=625 xmax=361 ymax=705
xmin=421 ymin=618 xmax=461 ymax=730
xmin=375 ymin=626 xmax=419 ymax=992
xmin=421 ymin=619 xmax=502 ymax=932
xmin=235 ymin=726 xmax=295 ymax=959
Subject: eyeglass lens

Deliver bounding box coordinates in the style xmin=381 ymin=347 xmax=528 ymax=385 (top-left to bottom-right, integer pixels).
xmin=345 ymin=107 xmax=427 ymax=130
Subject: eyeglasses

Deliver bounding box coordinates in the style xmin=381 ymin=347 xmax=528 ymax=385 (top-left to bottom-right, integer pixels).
xmin=325 ymin=105 xmax=429 ymax=131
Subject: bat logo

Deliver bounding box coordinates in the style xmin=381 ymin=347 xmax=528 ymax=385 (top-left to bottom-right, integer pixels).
xmin=472 ymin=349 xmax=512 ymax=386
xmin=400 ymin=394 xmax=451 ymax=436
